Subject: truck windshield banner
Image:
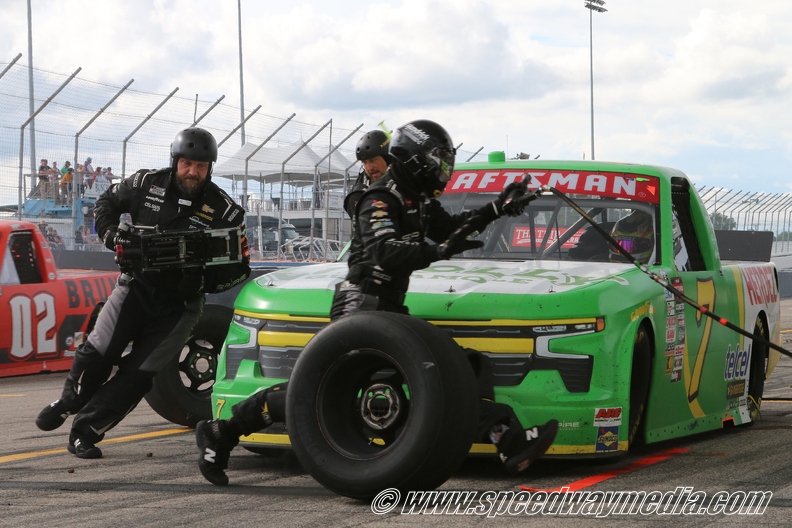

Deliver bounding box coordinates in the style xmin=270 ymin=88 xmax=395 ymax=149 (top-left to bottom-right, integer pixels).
xmin=446 ymin=170 xmax=660 ymax=204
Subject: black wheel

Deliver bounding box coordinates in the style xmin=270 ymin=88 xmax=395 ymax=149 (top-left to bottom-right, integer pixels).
xmin=744 ymin=315 xmax=768 ymax=425
xmin=286 ymin=311 xmax=479 ymax=500
xmin=628 ymin=324 xmax=651 ymax=447
xmin=144 ymin=304 xmax=233 ymax=427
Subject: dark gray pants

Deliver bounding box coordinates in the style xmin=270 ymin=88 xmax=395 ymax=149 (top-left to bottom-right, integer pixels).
xmin=62 ymin=279 xmax=203 ymax=442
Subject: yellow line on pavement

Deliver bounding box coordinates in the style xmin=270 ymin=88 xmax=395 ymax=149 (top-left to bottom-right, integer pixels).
xmin=0 ymin=427 xmax=192 ymax=464
xmin=0 ymin=394 xmax=27 ymax=397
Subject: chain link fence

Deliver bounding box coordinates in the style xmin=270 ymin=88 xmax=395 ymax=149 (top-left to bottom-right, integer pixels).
xmin=695 ymin=186 xmax=792 ymax=257
xmin=3 ymin=59 xmax=791 ymax=260
xmin=0 ymin=58 xmax=486 ymax=260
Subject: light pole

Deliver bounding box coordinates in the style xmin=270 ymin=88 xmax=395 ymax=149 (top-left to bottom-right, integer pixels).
xmin=585 ymin=0 xmax=607 ymax=160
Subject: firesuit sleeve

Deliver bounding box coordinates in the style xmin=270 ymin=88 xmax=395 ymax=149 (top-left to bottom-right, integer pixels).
xmin=343 ymin=169 xmax=369 ymax=219
xmin=94 ymin=172 xmax=139 ymax=244
xmin=424 ymin=198 xmax=500 ymax=244
xmin=356 ymin=190 xmax=439 ymax=274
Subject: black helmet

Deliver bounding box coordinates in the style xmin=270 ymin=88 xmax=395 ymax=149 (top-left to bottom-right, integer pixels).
xmin=171 ymin=127 xmax=218 ymax=178
xmin=171 ymin=127 xmax=218 ymax=162
xmin=609 ymin=210 xmax=655 ymax=264
xmin=356 ymin=130 xmax=390 ymax=162
xmin=389 ymin=119 xmax=456 ymax=197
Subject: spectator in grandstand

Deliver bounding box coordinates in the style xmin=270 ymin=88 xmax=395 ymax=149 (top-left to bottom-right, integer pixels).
xmin=61 ymin=160 xmax=71 ymax=176
xmin=105 ymin=167 xmax=114 ymax=178
xmin=61 ymin=168 xmax=74 ymax=200
xmin=75 ymin=225 xmax=84 ymax=247
xmin=45 ymin=227 xmax=63 ymax=248
xmin=84 ymin=157 xmax=95 ymax=190
xmin=38 ymin=158 xmax=51 ymax=175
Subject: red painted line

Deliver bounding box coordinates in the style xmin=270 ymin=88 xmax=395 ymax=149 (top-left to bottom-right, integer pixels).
xmin=520 ymin=447 xmax=691 ymax=493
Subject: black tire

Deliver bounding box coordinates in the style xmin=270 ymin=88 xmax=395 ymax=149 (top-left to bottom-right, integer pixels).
xmin=628 ymin=324 xmax=651 ymax=447
xmin=145 ymin=304 xmax=233 ymax=427
xmin=286 ymin=311 xmax=479 ymax=500
xmin=743 ymin=315 xmax=768 ymax=425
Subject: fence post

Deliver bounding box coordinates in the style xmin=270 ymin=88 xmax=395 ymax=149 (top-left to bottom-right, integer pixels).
xmin=121 ymin=87 xmax=179 ymax=178
xmin=309 ymin=123 xmax=363 ymax=260
xmin=241 ymin=113 xmax=295 ymax=253
xmin=278 ymin=119 xmax=332 ymax=259
xmin=72 ymin=78 xmax=134 ymax=218
xmin=17 ymin=67 xmax=81 ymax=218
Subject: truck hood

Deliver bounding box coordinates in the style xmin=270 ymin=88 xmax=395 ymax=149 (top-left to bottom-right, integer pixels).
xmin=258 ymin=259 xmax=635 ymax=296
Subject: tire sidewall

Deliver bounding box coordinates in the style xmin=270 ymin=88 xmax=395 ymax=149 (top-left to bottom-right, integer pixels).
xmin=287 ymin=311 xmax=478 ymax=499
xmin=144 ymin=304 xmax=233 ymax=427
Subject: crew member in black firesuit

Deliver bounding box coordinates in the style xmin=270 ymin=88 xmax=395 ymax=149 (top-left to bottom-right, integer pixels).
xmin=343 ymin=128 xmax=390 ymax=218
xmin=193 ymin=120 xmax=557 ymax=485
xmin=35 ymin=127 xmax=251 ymax=459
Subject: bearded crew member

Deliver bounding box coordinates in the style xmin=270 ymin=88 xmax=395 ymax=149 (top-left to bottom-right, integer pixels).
xmin=35 ymin=127 xmax=251 ymax=459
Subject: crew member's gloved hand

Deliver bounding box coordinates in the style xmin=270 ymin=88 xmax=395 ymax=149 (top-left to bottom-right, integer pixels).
xmin=177 ymin=269 xmax=205 ymax=299
xmin=435 ymin=217 xmax=485 ymax=260
xmin=497 ymin=176 xmax=532 ymax=217
xmin=474 ymin=176 xmax=533 ymax=224
xmin=103 ymin=227 xmax=119 ymax=251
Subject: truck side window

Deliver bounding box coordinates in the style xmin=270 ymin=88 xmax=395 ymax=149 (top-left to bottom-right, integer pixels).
xmin=5 ymin=232 xmax=43 ymax=284
xmin=670 ymin=177 xmax=706 ymax=271
xmin=671 ymin=208 xmax=691 ymax=272
xmin=0 ymin=241 xmax=21 ymax=285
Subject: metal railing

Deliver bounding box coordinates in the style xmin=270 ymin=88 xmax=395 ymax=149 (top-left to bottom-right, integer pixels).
xmin=695 ymin=185 xmax=792 ymax=256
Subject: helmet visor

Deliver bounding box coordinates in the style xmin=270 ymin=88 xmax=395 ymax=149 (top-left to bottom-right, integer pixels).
xmin=428 ymin=147 xmax=455 ymax=182
xmin=614 ymin=236 xmax=653 ymax=255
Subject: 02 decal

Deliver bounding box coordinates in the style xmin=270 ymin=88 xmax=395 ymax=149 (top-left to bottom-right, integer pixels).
xmin=9 ymin=292 xmax=57 ymax=361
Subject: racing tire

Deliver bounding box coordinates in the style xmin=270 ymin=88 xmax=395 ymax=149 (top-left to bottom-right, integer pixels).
xmin=145 ymin=304 xmax=233 ymax=427
xmin=743 ymin=315 xmax=768 ymax=426
xmin=286 ymin=311 xmax=479 ymax=500
xmin=627 ymin=324 xmax=652 ymax=448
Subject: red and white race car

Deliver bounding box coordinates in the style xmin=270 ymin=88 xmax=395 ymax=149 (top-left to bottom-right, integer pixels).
xmin=0 ymin=220 xmax=117 ymax=377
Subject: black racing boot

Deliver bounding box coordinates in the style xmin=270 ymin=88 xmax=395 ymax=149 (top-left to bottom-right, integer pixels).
xmin=195 ymin=420 xmax=240 ymax=486
xmin=36 ymin=399 xmax=78 ymax=431
xmin=496 ymin=419 xmax=559 ymax=475
xmin=67 ymin=433 xmax=102 ymax=459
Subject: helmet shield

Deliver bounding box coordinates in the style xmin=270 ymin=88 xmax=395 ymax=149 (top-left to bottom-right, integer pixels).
xmin=609 ymin=210 xmax=655 ymax=263
xmin=390 ymin=120 xmax=456 ymax=197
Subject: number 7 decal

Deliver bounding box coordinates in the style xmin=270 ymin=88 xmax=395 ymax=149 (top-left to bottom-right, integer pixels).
xmin=684 ymin=278 xmax=715 ymax=417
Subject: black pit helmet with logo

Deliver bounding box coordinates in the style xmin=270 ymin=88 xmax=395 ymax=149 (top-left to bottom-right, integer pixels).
xmin=609 ymin=210 xmax=655 ymax=264
xmin=170 ymin=127 xmax=218 ymax=179
xmin=389 ymin=119 xmax=456 ymax=197
xmin=356 ymin=130 xmax=391 ymax=162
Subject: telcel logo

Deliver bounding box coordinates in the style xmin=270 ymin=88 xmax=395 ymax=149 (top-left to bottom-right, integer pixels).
xmin=724 ymin=345 xmax=751 ymax=381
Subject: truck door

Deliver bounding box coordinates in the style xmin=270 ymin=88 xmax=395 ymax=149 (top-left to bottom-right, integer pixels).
xmin=669 ymin=179 xmax=741 ymax=421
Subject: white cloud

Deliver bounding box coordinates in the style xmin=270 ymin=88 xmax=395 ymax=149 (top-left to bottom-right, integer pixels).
xmin=2 ymin=0 xmax=792 ymax=192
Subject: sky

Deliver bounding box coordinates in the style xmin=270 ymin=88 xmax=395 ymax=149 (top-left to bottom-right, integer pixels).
xmin=1 ymin=0 xmax=791 ymax=193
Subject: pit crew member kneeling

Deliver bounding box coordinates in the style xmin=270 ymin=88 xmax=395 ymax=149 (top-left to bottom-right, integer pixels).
xmin=195 ymin=120 xmax=557 ymax=485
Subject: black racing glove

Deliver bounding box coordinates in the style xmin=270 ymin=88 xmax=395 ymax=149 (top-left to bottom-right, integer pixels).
xmin=177 ymin=269 xmax=205 ymax=299
xmin=472 ymin=176 xmax=534 ymax=227
xmin=103 ymin=227 xmax=119 ymax=251
xmin=435 ymin=217 xmax=485 ymax=260
xmin=497 ymin=176 xmax=532 ymax=217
